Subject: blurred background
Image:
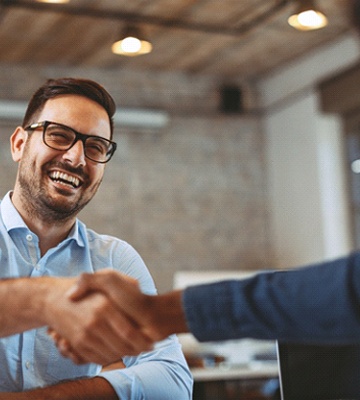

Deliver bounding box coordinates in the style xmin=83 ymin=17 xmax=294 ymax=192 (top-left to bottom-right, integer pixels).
xmin=0 ymin=0 xmax=358 ymax=294
xmin=3 ymin=1 xmax=360 ymax=398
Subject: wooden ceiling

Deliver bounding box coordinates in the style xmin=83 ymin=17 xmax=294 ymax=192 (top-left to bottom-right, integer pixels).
xmin=0 ymin=0 xmax=354 ymax=80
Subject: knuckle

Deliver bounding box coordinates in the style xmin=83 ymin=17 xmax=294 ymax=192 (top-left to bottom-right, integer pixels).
xmin=121 ymin=325 xmax=136 ymax=341
xmin=78 ymin=272 xmax=92 ymax=284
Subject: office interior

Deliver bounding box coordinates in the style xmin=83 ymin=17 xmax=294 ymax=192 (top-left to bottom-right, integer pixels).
xmin=0 ymin=1 xmax=359 ymax=399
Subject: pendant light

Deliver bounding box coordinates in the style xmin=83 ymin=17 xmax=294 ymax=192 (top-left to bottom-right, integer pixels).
xmin=288 ymin=0 xmax=328 ymax=31
xmin=36 ymin=0 xmax=70 ymax=3
xmin=112 ymin=26 xmax=152 ymax=57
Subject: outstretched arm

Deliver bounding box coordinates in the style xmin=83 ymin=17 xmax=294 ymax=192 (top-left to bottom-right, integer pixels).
xmin=0 ymin=276 xmax=152 ymax=364
xmin=59 ymin=251 xmax=360 ymax=361
xmin=0 ymin=376 xmax=117 ymax=400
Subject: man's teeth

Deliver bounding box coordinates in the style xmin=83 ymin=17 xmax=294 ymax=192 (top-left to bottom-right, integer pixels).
xmin=49 ymin=171 xmax=80 ymax=188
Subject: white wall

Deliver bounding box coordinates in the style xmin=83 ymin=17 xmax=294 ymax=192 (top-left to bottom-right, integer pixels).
xmin=258 ymin=34 xmax=360 ymax=269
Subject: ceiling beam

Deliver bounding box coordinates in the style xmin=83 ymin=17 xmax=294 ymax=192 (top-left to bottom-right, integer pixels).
xmin=0 ymin=0 xmax=290 ymax=37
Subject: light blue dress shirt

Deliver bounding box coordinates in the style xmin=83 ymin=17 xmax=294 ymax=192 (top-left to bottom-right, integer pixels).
xmin=0 ymin=192 xmax=192 ymax=399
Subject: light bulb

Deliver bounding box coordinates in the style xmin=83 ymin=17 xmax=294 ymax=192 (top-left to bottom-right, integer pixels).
xmin=112 ymin=35 xmax=152 ymax=56
xmin=288 ymin=7 xmax=328 ymax=30
xmin=36 ymin=0 xmax=70 ymax=3
xmin=120 ymin=37 xmax=142 ymax=54
xmin=297 ymin=10 xmax=326 ymax=28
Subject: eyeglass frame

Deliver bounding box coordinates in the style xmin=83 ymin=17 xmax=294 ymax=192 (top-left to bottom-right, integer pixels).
xmin=24 ymin=120 xmax=117 ymax=164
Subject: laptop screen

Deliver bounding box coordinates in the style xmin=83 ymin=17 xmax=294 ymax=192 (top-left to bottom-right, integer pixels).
xmin=277 ymin=342 xmax=360 ymax=400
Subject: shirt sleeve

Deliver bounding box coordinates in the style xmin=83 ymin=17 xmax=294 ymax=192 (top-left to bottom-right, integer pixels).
xmin=183 ymin=252 xmax=360 ymax=344
xmin=97 ymin=240 xmax=193 ymax=399
xmin=100 ymin=337 xmax=193 ymax=400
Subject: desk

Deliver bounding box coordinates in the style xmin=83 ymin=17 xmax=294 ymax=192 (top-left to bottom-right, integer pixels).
xmin=192 ymin=362 xmax=280 ymax=400
xmin=178 ymin=333 xmax=278 ymax=399
xmin=192 ymin=362 xmax=279 ymax=381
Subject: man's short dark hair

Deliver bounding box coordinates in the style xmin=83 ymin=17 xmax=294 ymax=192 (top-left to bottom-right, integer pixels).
xmin=22 ymin=77 xmax=116 ymax=138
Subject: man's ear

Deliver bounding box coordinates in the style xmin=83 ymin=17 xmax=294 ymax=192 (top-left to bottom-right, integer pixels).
xmin=10 ymin=127 xmax=28 ymax=162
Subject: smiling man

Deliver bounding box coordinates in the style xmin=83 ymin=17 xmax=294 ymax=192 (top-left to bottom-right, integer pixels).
xmin=0 ymin=78 xmax=192 ymax=399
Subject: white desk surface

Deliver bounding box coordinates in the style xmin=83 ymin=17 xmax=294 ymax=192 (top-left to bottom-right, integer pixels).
xmin=191 ymin=362 xmax=279 ymax=382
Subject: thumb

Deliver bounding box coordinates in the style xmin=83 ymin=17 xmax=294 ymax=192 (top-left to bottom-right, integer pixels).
xmin=66 ymin=273 xmax=97 ymax=300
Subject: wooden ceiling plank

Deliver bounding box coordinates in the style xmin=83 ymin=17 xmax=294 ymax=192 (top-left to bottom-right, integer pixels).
xmin=0 ymin=0 xmax=352 ymax=78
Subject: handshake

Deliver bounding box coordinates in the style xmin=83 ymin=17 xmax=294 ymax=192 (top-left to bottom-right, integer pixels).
xmin=46 ymin=270 xmax=188 ymax=366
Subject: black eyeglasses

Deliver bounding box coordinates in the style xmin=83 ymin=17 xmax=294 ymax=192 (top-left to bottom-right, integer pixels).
xmin=25 ymin=120 xmax=117 ymax=164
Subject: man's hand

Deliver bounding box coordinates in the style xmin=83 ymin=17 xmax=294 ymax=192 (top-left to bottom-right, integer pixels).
xmin=45 ymin=276 xmax=153 ymax=365
xmin=50 ymin=270 xmax=189 ymax=364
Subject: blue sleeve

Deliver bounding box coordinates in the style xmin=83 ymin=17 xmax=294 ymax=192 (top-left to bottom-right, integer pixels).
xmin=183 ymin=252 xmax=360 ymax=344
xmin=100 ymin=337 xmax=193 ymax=400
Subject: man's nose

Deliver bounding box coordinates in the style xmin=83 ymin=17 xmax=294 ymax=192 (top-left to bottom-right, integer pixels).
xmin=62 ymin=139 xmax=86 ymax=167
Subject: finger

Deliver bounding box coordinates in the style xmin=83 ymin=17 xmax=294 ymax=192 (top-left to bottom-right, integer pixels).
xmin=51 ymin=334 xmax=85 ymax=364
xmin=56 ymin=339 xmax=87 ymax=365
xmin=69 ymin=271 xmax=138 ymax=304
xmin=54 ymin=322 xmax=152 ymax=365
xmin=73 ymin=307 xmax=154 ymax=364
xmin=66 ymin=274 xmax=93 ymax=301
xmin=66 ymin=270 xmax=120 ymax=300
xmin=107 ymin=310 xmax=154 ymax=354
xmin=47 ymin=327 xmax=61 ymax=342
xmin=52 ymin=327 xmax=120 ymax=365
xmin=84 ymin=316 xmax=152 ymax=362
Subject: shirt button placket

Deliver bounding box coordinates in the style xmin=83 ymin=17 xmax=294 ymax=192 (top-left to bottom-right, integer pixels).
xmin=21 ymin=330 xmax=36 ymax=389
xmin=26 ymin=233 xmax=41 ymax=272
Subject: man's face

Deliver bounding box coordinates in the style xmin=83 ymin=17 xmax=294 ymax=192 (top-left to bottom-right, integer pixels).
xmin=12 ymin=94 xmax=112 ymax=222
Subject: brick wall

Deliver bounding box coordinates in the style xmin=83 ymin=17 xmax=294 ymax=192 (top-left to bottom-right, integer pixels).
xmin=0 ymin=64 xmax=273 ymax=292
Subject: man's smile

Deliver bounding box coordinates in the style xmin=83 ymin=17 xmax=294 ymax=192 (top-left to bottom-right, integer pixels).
xmin=49 ymin=170 xmax=82 ymax=189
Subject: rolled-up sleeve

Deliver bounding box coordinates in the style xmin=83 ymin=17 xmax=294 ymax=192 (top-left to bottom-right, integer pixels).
xmin=99 ymin=336 xmax=193 ymax=399
xmin=94 ymin=239 xmax=193 ymax=399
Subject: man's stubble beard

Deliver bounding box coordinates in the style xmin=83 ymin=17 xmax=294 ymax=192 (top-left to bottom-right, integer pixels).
xmin=16 ymin=157 xmax=102 ymax=225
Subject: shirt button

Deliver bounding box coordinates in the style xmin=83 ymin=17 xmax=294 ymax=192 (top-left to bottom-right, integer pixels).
xmin=25 ymin=361 xmax=30 ymax=369
xmin=35 ymin=265 xmax=40 ymax=271
xmin=26 ymin=234 xmax=33 ymax=241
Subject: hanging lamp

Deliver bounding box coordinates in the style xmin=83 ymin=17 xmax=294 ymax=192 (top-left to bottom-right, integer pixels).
xmin=112 ymin=26 xmax=152 ymax=56
xmin=288 ymin=0 xmax=328 ymax=31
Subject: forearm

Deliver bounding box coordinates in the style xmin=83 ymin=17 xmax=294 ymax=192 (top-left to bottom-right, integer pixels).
xmin=0 ymin=377 xmax=118 ymax=400
xmin=183 ymin=252 xmax=360 ymax=343
xmin=0 ymin=276 xmax=72 ymax=337
xmin=0 ymin=276 xmax=132 ymax=366
xmin=146 ymin=290 xmax=190 ymax=339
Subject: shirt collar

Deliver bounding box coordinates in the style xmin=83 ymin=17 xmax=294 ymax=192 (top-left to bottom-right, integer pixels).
xmin=0 ymin=191 xmax=85 ymax=247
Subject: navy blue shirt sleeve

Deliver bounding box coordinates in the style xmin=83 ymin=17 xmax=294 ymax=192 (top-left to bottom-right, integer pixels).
xmin=182 ymin=252 xmax=360 ymax=343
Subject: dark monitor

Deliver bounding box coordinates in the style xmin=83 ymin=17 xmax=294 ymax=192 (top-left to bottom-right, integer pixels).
xmin=277 ymin=342 xmax=360 ymax=400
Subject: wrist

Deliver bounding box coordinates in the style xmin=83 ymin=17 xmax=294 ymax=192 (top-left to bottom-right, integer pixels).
xmin=146 ymin=290 xmax=189 ymax=339
xmin=0 ymin=277 xmax=59 ymax=335
xmin=42 ymin=277 xmax=77 ymax=328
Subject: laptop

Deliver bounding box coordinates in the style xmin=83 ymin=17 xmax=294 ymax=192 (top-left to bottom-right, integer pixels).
xmin=276 ymin=342 xmax=360 ymax=400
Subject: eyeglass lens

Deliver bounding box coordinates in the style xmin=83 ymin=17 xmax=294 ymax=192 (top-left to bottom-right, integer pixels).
xmin=45 ymin=123 xmax=113 ymax=162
